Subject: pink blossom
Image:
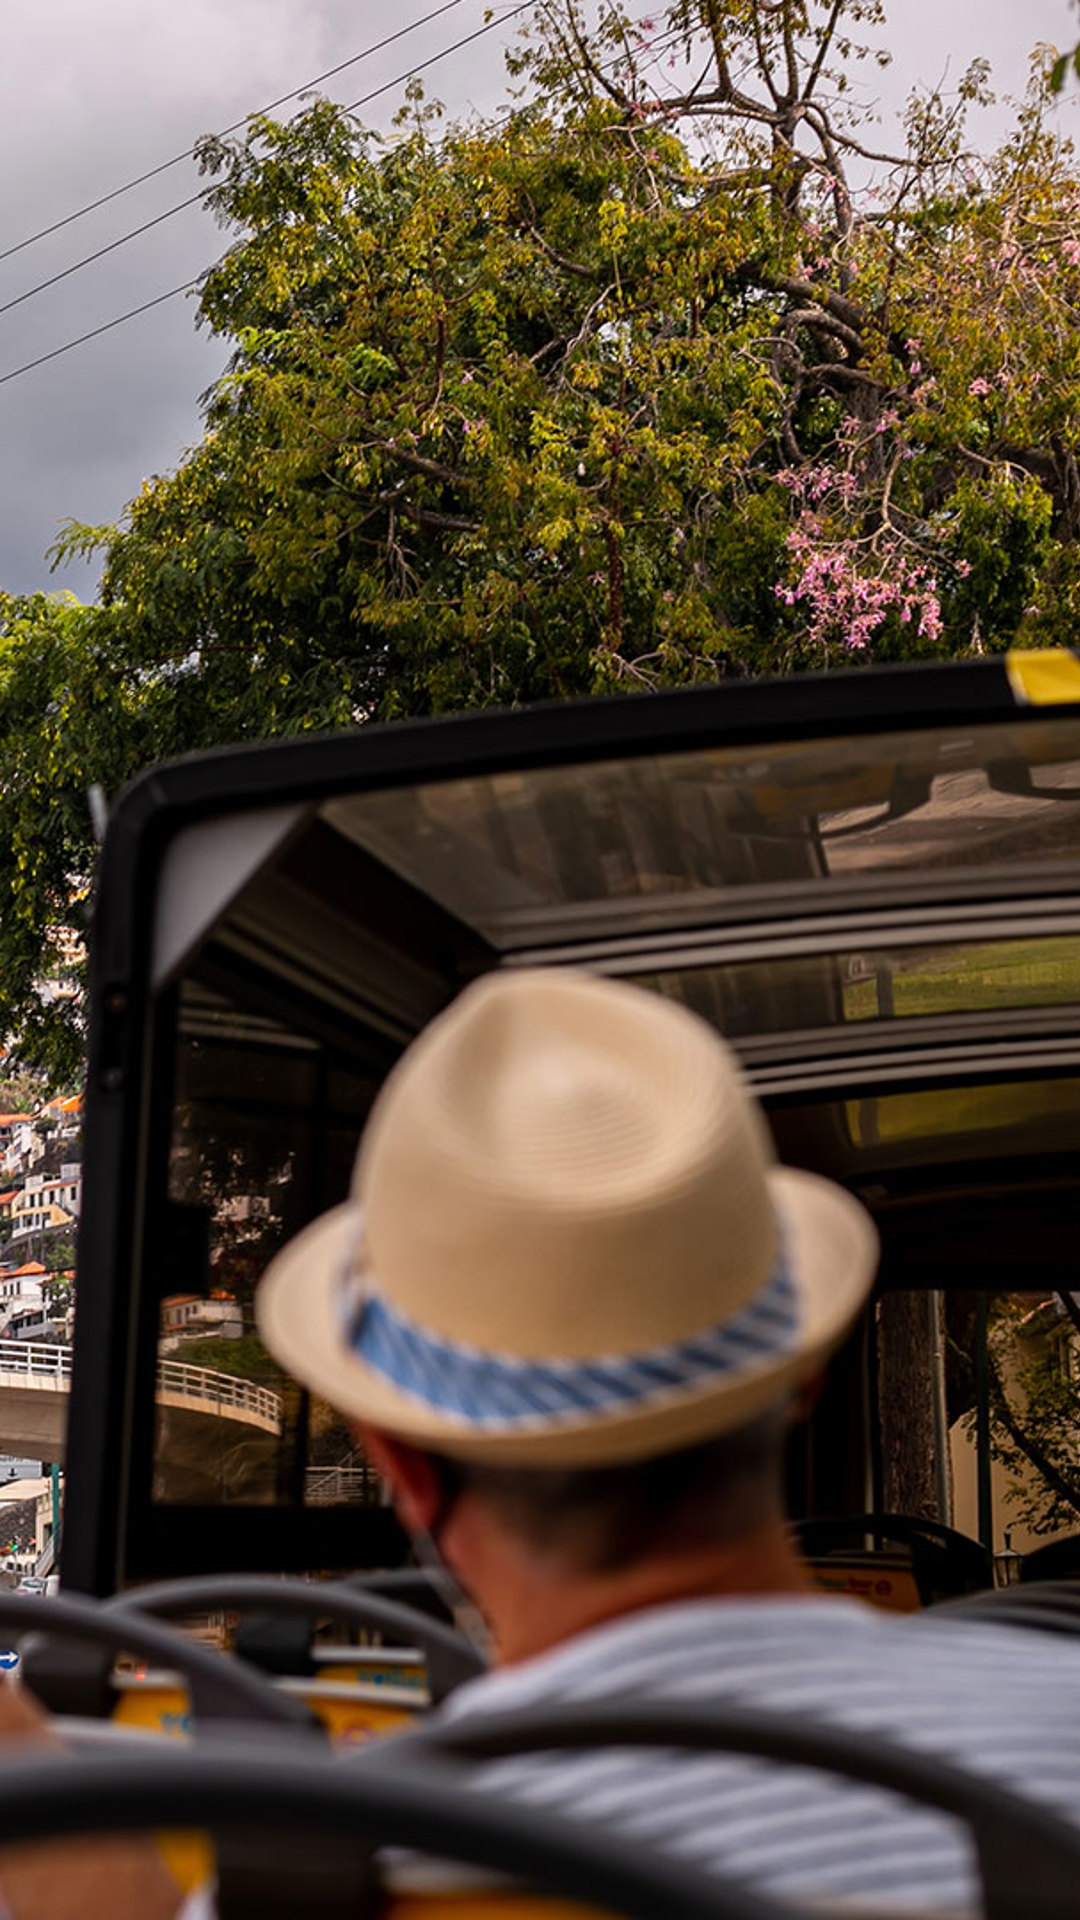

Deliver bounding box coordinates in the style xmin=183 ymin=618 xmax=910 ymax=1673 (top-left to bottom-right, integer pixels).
xmin=775 ymin=519 xmax=943 ymax=655
xmin=968 ymin=377 xmax=991 ymax=398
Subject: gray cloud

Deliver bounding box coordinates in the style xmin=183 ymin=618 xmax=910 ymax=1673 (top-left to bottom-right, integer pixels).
xmin=0 ymin=0 xmax=1074 ymax=598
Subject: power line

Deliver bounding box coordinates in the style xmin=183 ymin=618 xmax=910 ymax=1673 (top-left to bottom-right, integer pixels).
xmin=0 ymin=194 xmax=206 ymax=325
xmin=0 ymin=6 xmax=684 ymax=392
xmin=0 ymin=0 xmax=470 ymax=269
xmin=0 ymin=1 xmax=537 ymax=328
xmin=346 ymin=0 xmax=534 ymax=112
xmin=0 ymin=282 xmax=197 ymax=390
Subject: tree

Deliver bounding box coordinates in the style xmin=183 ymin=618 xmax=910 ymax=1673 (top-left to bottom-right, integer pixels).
xmin=4 ymin=0 xmax=1080 ymax=1079
xmin=85 ymin=4 xmax=1080 ymax=704
xmin=986 ymin=1296 xmax=1080 ymax=1537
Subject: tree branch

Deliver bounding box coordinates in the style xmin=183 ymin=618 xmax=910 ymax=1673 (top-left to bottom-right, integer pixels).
xmin=989 ymin=1350 xmax=1080 ymax=1524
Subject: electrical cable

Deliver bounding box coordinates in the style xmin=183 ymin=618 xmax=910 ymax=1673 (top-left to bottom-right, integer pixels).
xmin=346 ymin=0 xmax=534 ymax=112
xmin=0 ymin=0 xmax=470 ymax=268
xmin=0 ymin=9 xmax=687 ymax=390
xmin=0 ymin=196 xmax=206 ymax=325
xmin=0 ymin=282 xmax=197 ymax=390
xmin=0 ymin=0 xmax=537 ymax=328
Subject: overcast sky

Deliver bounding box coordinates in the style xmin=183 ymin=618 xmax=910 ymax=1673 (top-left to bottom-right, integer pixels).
xmin=0 ymin=0 xmax=1076 ymax=599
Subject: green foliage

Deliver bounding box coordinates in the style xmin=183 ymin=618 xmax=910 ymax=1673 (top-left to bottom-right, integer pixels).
xmin=941 ymin=473 xmax=1054 ymax=650
xmin=985 ymin=1299 xmax=1080 ymax=1536
xmin=1 ymin=5 xmax=1080 ymax=1068
xmin=171 ymin=1332 xmax=281 ymax=1386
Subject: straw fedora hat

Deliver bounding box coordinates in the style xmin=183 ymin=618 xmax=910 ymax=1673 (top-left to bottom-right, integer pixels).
xmin=257 ymin=970 xmax=878 ymax=1465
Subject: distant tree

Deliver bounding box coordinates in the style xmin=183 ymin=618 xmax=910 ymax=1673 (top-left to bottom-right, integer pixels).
xmin=42 ymin=1241 xmax=76 ymax=1282
xmin=170 ymin=1331 xmax=281 ymax=1388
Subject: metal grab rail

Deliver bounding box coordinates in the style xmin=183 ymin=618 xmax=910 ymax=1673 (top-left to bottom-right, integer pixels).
xmin=0 ymin=1741 xmax=761 ymax=1920
xmin=388 ymin=1700 xmax=1080 ymax=1920
xmin=0 ymin=1340 xmax=281 ymax=1428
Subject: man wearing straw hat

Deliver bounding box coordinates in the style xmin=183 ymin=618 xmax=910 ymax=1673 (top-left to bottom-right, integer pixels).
xmin=256 ymin=969 xmax=1080 ymax=1913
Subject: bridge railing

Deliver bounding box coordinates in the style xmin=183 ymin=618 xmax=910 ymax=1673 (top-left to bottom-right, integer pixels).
xmin=0 ymin=1341 xmax=281 ymax=1429
xmin=0 ymin=1340 xmax=71 ymax=1384
xmin=156 ymin=1359 xmax=282 ymax=1429
xmin=304 ymin=1463 xmax=382 ymax=1506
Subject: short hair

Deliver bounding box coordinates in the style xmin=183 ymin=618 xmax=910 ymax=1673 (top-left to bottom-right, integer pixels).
xmin=437 ymin=1406 xmax=789 ymax=1576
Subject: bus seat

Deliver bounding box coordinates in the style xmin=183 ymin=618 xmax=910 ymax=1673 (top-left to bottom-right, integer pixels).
xmin=794 ymin=1514 xmax=992 ymax=1607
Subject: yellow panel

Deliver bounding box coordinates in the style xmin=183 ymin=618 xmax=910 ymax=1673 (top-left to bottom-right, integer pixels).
xmin=806 ymin=1558 xmax=922 ymax=1614
xmin=306 ymin=1693 xmax=418 ymax=1744
xmin=317 ymin=1657 xmax=428 ymax=1699
xmin=158 ymin=1833 xmax=214 ymax=1897
xmin=1006 ymin=648 xmax=1080 ymax=706
xmin=113 ymin=1682 xmax=191 ymax=1736
xmin=112 ymin=1675 xmax=418 ymax=1744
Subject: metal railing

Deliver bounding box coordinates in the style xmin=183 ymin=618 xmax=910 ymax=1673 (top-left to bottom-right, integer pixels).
xmin=155 ymin=1361 xmax=282 ymax=1430
xmin=0 ymin=1341 xmax=282 ymax=1430
xmin=304 ymin=1463 xmax=382 ymax=1506
xmin=0 ymin=1340 xmax=71 ymax=1385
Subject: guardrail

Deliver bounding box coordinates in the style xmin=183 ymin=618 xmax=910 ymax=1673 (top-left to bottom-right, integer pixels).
xmin=304 ymin=1464 xmax=382 ymax=1506
xmin=0 ymin=1340 xmax=71 ymax=1384
xmin=156 ymin=1360 xmax=282 ymax=1430
xmin=0 ymin=1341 xmax=281 ymax=1430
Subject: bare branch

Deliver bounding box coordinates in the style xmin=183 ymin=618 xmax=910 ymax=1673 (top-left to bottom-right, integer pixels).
xmin=803 ymin=0 xmax=844 ymax=105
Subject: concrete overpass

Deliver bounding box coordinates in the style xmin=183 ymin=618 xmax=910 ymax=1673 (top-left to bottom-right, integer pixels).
xmin=0 ymin=1341 xmax=281 ymax=1491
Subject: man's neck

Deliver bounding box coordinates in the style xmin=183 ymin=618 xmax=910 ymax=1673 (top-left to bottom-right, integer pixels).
xmin=447 ymin=1512 xmax=815 ymax=1667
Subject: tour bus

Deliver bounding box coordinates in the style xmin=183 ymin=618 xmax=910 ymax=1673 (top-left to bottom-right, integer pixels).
xmin=4 ymin=647 xmax=1080 ymax=1915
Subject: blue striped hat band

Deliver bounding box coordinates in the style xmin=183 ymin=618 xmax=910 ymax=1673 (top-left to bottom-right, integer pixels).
xmin=338 ymin=1234 xmax=802 ymax=1432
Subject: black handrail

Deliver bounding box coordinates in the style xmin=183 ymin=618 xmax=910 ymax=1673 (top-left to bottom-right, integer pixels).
xmin=107 ymin=1572 xmax=484 ymax=1701
xmin=385 ymin=1699 xmax=1080 ymax=1920
xmin=0 ymin=1590 xmax=304 ymax=1726
xmin=0 ymin=1740 xmax=780 ymax=1920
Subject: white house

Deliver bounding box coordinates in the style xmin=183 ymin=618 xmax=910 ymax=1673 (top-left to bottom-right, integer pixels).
xmin=161 ymin=1293 xmax=244 ymax=1346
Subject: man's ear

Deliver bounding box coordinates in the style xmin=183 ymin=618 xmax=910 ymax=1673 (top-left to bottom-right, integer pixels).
xmin=355 ymin=1424 xmax=446 ymax=1536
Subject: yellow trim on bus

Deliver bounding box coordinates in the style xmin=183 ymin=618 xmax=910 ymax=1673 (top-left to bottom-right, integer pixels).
xmin=1005 ymin=648 xmax=1080 ymax=706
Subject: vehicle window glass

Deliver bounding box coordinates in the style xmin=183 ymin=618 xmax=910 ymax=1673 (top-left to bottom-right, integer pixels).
xmin=633 ymin=935 xmax=1080 ymax=1046
xmin=320 ymin=717 xmax=1080 ymax=947
xmin=800 ymin=1286 xmax=1080 ymax=1602
xmin=154 ymin=979 xmax=383 ymax=1510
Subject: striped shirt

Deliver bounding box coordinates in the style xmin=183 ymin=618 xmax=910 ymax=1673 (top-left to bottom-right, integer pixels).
xmin=431 ymin=1595 xmax=1080 ymax=1913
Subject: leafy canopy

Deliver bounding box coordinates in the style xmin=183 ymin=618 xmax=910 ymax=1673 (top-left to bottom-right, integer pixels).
xmin=6 ymin=0 xmax=1080 ymax=1077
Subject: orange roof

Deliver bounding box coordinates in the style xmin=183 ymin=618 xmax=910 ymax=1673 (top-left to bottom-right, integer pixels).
xmin=0 ymin=1115 xmax=32 ymax=1127
xmin=162 ymin=1293 xmax=202 ymax=1307
xmin=34 ymin=1094 xmax=82 ymax=1119
xmin=0 ymin=1192 xmax=17 ymax=1207
xmin=10 ymin=1263 xmax=45 ymax=1277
